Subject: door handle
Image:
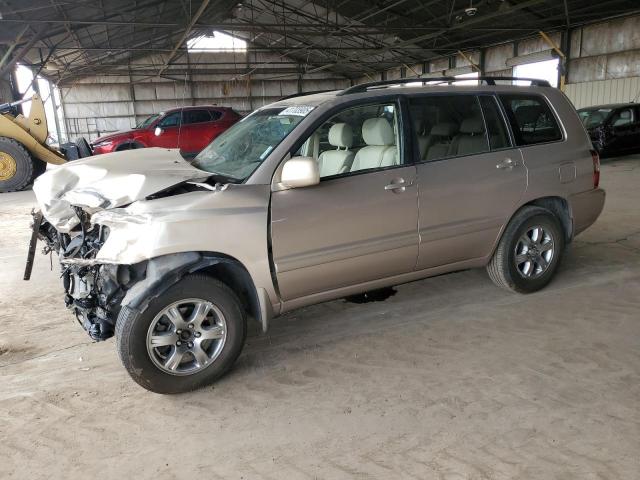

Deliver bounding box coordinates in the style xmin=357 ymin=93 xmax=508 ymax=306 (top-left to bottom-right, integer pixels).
xmin=384 ymin=178 xmax=414 ymax=192
xmin=496 ymin=158 xmax=519 ymax=170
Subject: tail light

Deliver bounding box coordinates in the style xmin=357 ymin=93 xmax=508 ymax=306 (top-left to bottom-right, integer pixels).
xmin=591 ymin=149 xmax=600 ymax=188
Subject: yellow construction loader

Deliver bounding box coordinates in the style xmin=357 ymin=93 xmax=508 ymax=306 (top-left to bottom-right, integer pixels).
xmin=0 ymin=94 xmax=67 ymax=193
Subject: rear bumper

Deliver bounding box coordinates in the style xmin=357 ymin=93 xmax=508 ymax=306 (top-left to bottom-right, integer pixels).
xmin=569 ymin=188 xmax=606 ymax=237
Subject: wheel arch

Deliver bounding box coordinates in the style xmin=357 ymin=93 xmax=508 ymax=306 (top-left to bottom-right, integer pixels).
xmin=115 ymin=140 xmax=145 ymax=151
xmin=521 ymin=196 xmax=572 ymax=243
xmin=488 ymin=196 xmax=572 ymax=261
xmin=121 ymin=251 xmax=271 ymax=333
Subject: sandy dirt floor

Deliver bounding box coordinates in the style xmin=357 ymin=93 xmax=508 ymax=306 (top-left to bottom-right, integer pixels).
xmin=0 ymin=156 xmax=639 ymax=479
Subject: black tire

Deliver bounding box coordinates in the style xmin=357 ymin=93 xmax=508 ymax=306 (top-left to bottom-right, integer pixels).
xmin=487 ymin=206 xmax=565 ymax=293
xmin=116 ymin=274 xmax=247 ymax=394
xmin=0 ymin=137 xmax=36 ymax=193
xmin=75 ymin=137 xmax=92 ymax=158
xmin=33 ymin=158 xmax=47 ymax=176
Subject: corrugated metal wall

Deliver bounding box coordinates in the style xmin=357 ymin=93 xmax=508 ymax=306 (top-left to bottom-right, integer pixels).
xmin=60 ymin=50 xmax=350 ymax=142
xmin=564 ymin=15 xmax=640 ymax=108
xmin=58 ymin=14 xmax=640 ymax=141
xmin=356 ymin=15 xmax=640 ymax=111
xmin=565 ymin=77 xmax=640 ymax=109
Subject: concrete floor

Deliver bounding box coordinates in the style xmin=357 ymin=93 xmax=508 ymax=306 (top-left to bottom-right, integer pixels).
xmin=1 ymin=156 xmax=639 ymax=479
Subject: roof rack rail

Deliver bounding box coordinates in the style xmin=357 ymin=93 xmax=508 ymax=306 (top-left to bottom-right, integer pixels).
xmin=337 ymin=76 xmax=551 ymax=96
xmin=280 ymin=89 xmax=337 ymax=101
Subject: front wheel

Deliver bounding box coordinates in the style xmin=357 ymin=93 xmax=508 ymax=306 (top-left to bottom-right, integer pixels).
xmin=487 ymin=206 xmax=565 ymax=293
xmin=116 ymin=275 xmax=247 ymax=393
xmin=0 ymin=137 xmax=37 ymax=192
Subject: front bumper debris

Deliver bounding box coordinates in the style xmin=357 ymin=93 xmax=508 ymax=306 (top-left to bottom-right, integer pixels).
xmin=25 ymin=209 xmax=145 ymax=341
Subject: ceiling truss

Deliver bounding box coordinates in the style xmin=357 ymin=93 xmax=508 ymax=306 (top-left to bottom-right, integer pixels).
xmin=0 ymin=0 xmax=637 ymax=83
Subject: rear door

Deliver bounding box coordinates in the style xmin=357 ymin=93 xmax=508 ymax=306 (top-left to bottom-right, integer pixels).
xmin=179 ymin=109 xmax=214 ymax=155
xmin=412 ymin=94 xmax=527 ymax=269
xmin=271 ymin=100 xmax=419 ymax=300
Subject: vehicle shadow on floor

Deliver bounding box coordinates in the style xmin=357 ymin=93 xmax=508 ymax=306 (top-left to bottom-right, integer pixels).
xmin=222 ymin=235 xmax=638 ymax=385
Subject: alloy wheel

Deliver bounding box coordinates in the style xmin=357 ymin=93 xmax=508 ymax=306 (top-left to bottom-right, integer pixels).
xmin=146 ymin=298 xmax=227 ymax=376
xmin=514 ymin=225 xmax=555 ymax=279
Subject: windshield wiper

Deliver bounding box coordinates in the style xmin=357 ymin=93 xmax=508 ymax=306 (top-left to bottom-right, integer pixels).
xmin=207 ymin=173 xmax=241 ymax=184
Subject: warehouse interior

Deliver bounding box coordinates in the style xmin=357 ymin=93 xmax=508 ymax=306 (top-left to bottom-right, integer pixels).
xmin=1 ymin=1 xmax=640 ymax=141
xmin=1 ymin=1 xmax=639 ymax=478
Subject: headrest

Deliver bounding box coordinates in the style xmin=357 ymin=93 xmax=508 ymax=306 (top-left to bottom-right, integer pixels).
xmin=430 ymin=122 xmax=458 ymax=137
xmin=515 ymin=105 xmax=543 ymax=125
xmin=362 ymin=118 xmax=395 ymax=146
xmin=459 ymin=117 xmax=484 ymax=134
xmin=328 ymin=123 xmax=353 ymax=148
xmin=412 ymin=116 xmax=425 ymax=135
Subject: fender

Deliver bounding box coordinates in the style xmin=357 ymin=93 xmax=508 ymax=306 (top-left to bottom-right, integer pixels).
xmin=120 ymin=252 xmax=272 ymax=333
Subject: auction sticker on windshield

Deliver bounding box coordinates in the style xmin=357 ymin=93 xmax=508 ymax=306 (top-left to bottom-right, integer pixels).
xmin=279 ymin=106 xmax=315 ymax=117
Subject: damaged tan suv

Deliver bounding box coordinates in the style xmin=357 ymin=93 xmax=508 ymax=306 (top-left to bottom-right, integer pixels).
xmin=27 ymin=77 xmax=605 ymax=393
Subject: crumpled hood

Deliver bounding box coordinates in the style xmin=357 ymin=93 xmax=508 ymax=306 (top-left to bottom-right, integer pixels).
xmin=33 ymin=147 xmax=210 ymax=232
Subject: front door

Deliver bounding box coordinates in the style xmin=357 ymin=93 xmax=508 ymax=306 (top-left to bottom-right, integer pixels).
xmin=409 ymin=94 xmax=527 ymax=269
xmin=607 ymin=106 xmax=640 ymax=153
xmin=270 ymin=101 xmax=419 ymax=300
xmin=151 ymin=111 xmax=182 ymax=149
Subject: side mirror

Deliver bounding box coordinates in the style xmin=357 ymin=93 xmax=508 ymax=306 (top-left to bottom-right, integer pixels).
xmin=280 ymin=156 xmax=319 ymax=189
xmin=154 ymin=127 xmax=163 ymax=136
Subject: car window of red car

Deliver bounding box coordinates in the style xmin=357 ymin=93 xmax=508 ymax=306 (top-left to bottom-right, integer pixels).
xmin=183 ymin=109 xmax=213 ymax=124
xmin=158 ymin=111 xmax=181 ymax=128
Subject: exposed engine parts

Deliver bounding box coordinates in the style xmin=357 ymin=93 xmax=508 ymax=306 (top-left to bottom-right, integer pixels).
xmin=33 ymin=208 xmax=145 ymax=341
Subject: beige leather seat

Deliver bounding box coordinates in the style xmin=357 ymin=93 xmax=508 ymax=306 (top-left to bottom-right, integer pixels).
xmin=425 ymin=122 xmax=458 ymax=161
xmin=350 ymin=118 xmax=397 ymax=172
xmin=449 ymin=117 xmax=489 ymax=156
xmin=317 ymin=123 xmax=355 ymax=177
xmin=413 ymin=117 xmax=431 ymax=159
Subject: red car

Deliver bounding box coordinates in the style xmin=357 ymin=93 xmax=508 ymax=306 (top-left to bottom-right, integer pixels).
xmin=91 ymin=106 xmax=241 ymax=157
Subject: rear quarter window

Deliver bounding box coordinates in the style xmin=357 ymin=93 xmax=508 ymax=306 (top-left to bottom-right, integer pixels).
xmin=499 ymin=94 xmax=563 ymax=146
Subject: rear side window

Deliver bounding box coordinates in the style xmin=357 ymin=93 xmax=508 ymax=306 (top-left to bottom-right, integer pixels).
xmin=210 ymin=110 xmax=223 ymax=121
xmin=499 ymin=94 xmax=563 ymax=146
xmin=409 ymin=94 xmax=489 ymax=162
xmin=183 ymin=109 xmax=212 ymax=124
xmin=478 ymin=96 xmax=511 ymax=150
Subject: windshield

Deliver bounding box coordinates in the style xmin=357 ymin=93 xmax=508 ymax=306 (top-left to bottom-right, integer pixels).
xmin=135 ymin=113 xmax=160 ymax=129
xmin=578 ymin=108 xmax=612 ymax=128
xmin=191 ymin=106 xmax=313 ymax=181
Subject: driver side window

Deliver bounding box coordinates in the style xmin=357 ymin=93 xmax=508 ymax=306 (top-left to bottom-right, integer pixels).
xmin=158 ymin=112 xmax=181 ymax=128
xmin=295 ymin=103 xmax=401 ymax=179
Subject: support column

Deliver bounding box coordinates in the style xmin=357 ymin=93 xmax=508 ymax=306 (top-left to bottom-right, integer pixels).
xmin=48 ymin=79 xmax=63 ymax=144
xmin=128 ymin=66 xmax=138 ymax=127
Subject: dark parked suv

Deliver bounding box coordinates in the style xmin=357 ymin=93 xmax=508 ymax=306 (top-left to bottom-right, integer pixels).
xmin=30 ymin=76 xmax=605 ymax=393
xmin=578 ymin=102 xmax=640 ymax=157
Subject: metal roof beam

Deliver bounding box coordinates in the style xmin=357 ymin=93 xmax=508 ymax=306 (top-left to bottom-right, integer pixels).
xmin=156 ymin=0 xmax=211 ymax=77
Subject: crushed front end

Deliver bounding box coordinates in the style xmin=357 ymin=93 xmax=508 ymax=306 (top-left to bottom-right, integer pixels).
xmin=24 ymin=148 xmax=212 ymax=341
xmin=27 ymin=208 xmax=145 ymax=341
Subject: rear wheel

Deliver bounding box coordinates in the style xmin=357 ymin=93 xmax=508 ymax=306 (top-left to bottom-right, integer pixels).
xmin=0 ymin=137 xmax=36 ymax=193
xmin=487 ymin=206 xmax=564 ymax=293
xmin=116 ymin=275 xmax=246 ymax=394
